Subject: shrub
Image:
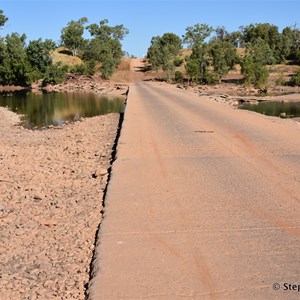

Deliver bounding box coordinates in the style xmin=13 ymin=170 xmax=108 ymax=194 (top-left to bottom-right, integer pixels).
xmin=290 ymin=69 xmax=300 ymax=86
xmin=275 ymin=72 xmax=286 ymax=86
xmin=173 ymin=57 xmax=184 ymax=67
xmin=241 ymin=56 xmax=269 ymax=88
xmin=295 ymin=50 xmax=300 ymax=65
xmin=42 ymin=62 xmax=68 ymax=85
xmin=69 ymin=61 xmax=96 ymax=76
xmin=70 ymin=64 xmax=85 ymax=75
xmin=203 ymin=71 xmax=219 ymax=85
xmin=174 ymin=71 xmax=184 ymax=83
xmin=84 ymin=60 xmax=96 ymax=76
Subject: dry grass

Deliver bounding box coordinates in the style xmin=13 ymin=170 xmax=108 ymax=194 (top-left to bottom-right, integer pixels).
xmin=269 ymin=64 xmax=299 ymax=76
xmin=51 ymin=47 xmax=82 ymax=66
xmin=116 ymin=58 xmax=131 ymax=71
xmin=110 ymin=58 xmax=132 ymax=82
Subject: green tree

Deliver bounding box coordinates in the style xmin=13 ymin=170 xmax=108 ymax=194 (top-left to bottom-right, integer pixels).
xmin=61 ymin=17 xmax=88 ymax=57
xmin=250 ymin=38 xmax=276 ymax=65
xmin=147 ymin=33 xmax=182 ymax=80
xmin=26 ymin=38 xmax=56 ymax=76
xmin=185 ymin=44 xmax=210 ymax=83
xmin=146 ymin=40 xmax=162 ymax=71
xmin=295 ymin=50 xmax=300 ymax=65
xmin=283 ymin=25 xmax=300 ymax=63
xmin=0 ymin=9 xmax=8 ymax=28
xmin=209 ymin=41 xmax=239 ymax=81
xmin=86 ymin=19 xmax=128 ymax=40
xmin=0 ymin=37 xmax=9 ymax=83
xmin=240 ymin=23 xmax=287 ymax=63
xmin=84 ymin=19 xmax=128 ymax=79
xmin=182 ymin=23 xmax=213 ymax=48
xmin=289 ymin=68 xmax=300 ymax=86
xmin=241 ymin=54 xmax=269 ymax=89
xmin=228 ymin=31 xmax=242 ymax=47
xmin=213 ymin=26 xmax=230 ymax=42
xmin=84 ymin=37 xmax=123 ymax=79
xmin=0 ymin=33 xmax=33 ymax=85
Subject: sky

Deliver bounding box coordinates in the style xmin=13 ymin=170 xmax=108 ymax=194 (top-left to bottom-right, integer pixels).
xmin=1 ymin=0 xmax=300 ymax=57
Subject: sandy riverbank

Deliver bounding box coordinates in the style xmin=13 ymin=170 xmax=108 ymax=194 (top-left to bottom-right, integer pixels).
xmin=0 ymin=107 xmax=120 ymax=299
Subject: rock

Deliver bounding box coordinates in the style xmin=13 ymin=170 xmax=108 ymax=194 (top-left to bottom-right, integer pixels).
xmin=93 ymin=167 xmax=108 ymax=178
xmin=64 ymin=279 xmax=76 ymax=287
xmin=33 ymin=194 xmax=43 ymax=201
xmin=280 ymin=112 xmax=287 ymax=118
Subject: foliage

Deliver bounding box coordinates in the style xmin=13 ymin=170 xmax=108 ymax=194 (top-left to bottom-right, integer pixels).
xmin=247 ymin=38 xmax=276 ymax=65
xmin=184 ymin=36 xmax=238 ymax=84
xmin=69 ymin=64 xmax=85 ymax=75
xmin=240 ymin=55 xmax=269 ymax=88
xmin=61 ymin=17 xmax=88 ymax=57
xmin=275 ymin=72 xmax=286 ymax=86
xmin=173 ymin=57 xmax=183 ymax=67
xmin=283 ymin=25 xmax=300 ymax=63
xmin=209 ymin=41 xmax=239 ymax=81
xmin=42 ymin=62 xmax=68 ymax=85
xmin=83 ymin=60 xmax=96 ymax=76
xmin=174 ymin=71 xmax=184 ymax=83
xmin=84 ymin=37 xmax=123 ymax=79
xmin=83 ymin=19 xmax=128 ymax=79
xmin=182 ymin=23 xmax=213 ymax=48
xmin=69 ymin=60 xmax=96 ymax=76
xmin=0 ymin=11 xmax=128 ymax=84
xmin=26 ymin=38 xmax=56 ymax=76
xmin=239 ymin=23 xmax=289 ymax=63
xmin=182 ymin=23 xmax=239 ymax=84
xmin=239 ymin=36 xmax=278 ymax=88
xmin=86 ymin=19 xmax=128 ymax=40
xmin=147 ymin=33 xmax=182 ymax=80
xmin=0 ymin=33 xmax=34 ymax=85
xmin=289 ymin=69 xmax=300 ymax=86
xmin=185 ymin=44 xmax=210 ymax=83
xmin=0 ymin=9 xmax=8 ymax=28
xmin=295 ymin=50 xmax=300 ymax=65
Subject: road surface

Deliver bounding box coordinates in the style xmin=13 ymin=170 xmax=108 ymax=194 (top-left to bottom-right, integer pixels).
xmin=88 ymin=79 xmax=300 ymax=299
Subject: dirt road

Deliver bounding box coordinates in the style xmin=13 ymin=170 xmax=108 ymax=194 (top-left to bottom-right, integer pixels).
xmin=88 ymin=75 xmax=300 ymax=299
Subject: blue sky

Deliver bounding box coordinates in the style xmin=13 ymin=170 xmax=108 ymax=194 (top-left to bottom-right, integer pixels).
xmin=1 ymin=0 xmax=299 ymax=57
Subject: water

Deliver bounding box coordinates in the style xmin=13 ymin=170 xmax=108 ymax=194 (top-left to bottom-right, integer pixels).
xmin=0 ymin=92 xmax=125 ymax=128
xmin=239 ymin=101 xmax=300 ymax=118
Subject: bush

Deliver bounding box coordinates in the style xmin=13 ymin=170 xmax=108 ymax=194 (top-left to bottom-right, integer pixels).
xmin=174 ymin=71 xmax=184 ymax=83
xmin=42 ymin=62 xmax=68 ymax=85
xmin=295 ymin=50 xmax=300 ymax=65
xmin=241 ymin=56 xmax=269 ymax=88
xmin=275 ymin=72 xmax=286 ymax=86
xmin=70 ymin=64 xmax=85 ymax=75
xmin=290 ymin=69 xmax=300 ymax=86
xmin=84 ymin=60 xmax=96 ymax=76
xmin=203 ymin=71 xmax=219 ymax=85
xmin=69 ymin=61 xmax=96 ymax=76
xmin=173 ymin=57 xmax=184 ymax=67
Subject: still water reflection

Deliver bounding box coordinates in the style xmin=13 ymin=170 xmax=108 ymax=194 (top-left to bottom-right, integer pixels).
xmin=239 ymin=101 xmax=300 ymax=118
xmin=0 ymin=92 xmax=125 ymax=128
